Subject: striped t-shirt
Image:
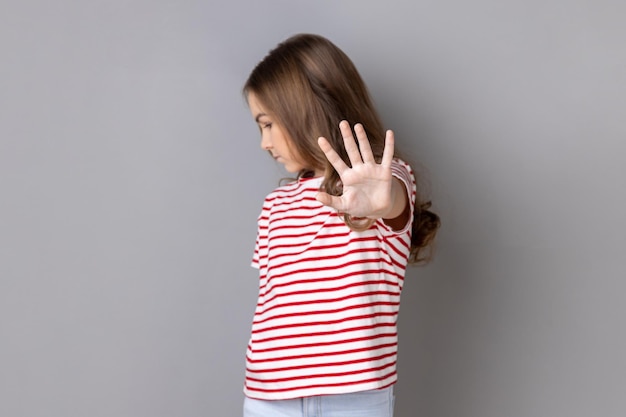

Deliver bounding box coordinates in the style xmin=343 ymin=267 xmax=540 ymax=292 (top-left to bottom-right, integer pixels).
xmin=245 ymin=159 xmax=416 ymax=400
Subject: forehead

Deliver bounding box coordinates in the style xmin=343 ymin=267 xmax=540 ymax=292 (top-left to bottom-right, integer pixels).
xmin=247 ymin=92 xmax=267 ymax=118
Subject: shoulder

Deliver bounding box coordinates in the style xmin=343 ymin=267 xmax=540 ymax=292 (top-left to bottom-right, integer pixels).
xmin=261 ymin=176 xmax=323 ymax=208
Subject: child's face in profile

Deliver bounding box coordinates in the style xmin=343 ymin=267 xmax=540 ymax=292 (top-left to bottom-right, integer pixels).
xmin=248 ymin=93 xmax=309 ymax=175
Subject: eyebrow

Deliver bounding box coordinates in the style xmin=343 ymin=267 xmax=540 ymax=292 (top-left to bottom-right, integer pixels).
xmin=255 ymin=113 xmax=268 ymax=123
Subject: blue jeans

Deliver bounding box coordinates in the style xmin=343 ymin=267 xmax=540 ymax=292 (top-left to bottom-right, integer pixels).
xmin=243 ymin=386 xmax=395 ymax=417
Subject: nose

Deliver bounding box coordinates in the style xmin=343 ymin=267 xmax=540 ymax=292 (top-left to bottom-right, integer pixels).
xmin=260 ymin=132 xmax=271 ymax=150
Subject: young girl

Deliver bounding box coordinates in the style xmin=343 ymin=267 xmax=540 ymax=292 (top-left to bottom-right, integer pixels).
xmin=242 ymin=33 xmax=440 ymax=417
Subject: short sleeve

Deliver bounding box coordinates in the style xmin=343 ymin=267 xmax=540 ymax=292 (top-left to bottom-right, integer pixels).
xmin=379 ymin=158 xmax=417 ymax=235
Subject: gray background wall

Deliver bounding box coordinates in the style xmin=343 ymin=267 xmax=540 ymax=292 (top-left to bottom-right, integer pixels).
xmin=1 ymin=1 xmax=625 ymax=416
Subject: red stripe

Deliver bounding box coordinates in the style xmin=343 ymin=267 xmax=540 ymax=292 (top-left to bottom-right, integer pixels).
xmin=266 ymin=234 xmax=379 ymax=262
xmin=259 ymin=226 xmax=344 ymax=243
xmin=251 ymin=322 xmax=396 ymax=344
xmin=246 ymin=361 xmax=397 ymax=384
xmin=264 ymin=186 xmax=318 ymax=202
xmin=246 ymin=341 xmax=398 ymax=363
xmin=246 ymin=350 xmax=397 ymax=373
xmin=245 ymin=371 xmax=397 ymax=393
xmin=262 ymin=251 xmax=391 ymax=284
xmin=261 ymin=258 xmax=398 ymax=282
xmin=258 ymin=268 xmax=404 ymax=297
xmin=258 ymin=278 xmax=400 ymax=307
xmin=265 ymin=189 xmax=318 ymax=202
xmin=270 ymin=218 xmax=326 ymax=231
xmin=248 ymin=332 xmax=397 ymax=354
xmin=251 ymin=311 xmax=397 ymax=335
xmin=256 ymin=290 xmax=399 ymax=318
xmin=252 ymin=300 xmax=399 ymax=326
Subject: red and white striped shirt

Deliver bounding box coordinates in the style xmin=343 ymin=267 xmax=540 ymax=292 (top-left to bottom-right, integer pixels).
xmin=245 ymin=159 xmax=416 ymax=400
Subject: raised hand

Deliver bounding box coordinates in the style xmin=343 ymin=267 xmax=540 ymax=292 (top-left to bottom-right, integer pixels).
xmin=316 ymin=121 xmax=397 ymax=219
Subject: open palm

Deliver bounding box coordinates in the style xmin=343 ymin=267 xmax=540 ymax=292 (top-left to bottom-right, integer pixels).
xmin=316 ymin=121 xmax=395 ymax=219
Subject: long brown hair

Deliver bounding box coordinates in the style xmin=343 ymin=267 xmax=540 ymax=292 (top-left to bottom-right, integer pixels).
xmin=243 ymin=33 xmax=440 ymax=264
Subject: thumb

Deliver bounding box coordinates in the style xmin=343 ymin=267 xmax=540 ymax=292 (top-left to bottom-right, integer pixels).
xmin=316 ymin=192 xmax=344 ymax=211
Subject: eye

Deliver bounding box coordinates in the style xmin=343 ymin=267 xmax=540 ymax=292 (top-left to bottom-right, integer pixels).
xmin=262 ymin=122 xmax=272 ymax=130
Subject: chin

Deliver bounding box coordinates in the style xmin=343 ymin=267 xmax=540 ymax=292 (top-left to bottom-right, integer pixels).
xmin=284 ymin=165 xmax=303 ymax=173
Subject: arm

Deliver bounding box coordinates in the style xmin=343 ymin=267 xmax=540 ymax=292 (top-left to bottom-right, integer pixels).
xmin=383 ymin=178 xmax=410 ymax=231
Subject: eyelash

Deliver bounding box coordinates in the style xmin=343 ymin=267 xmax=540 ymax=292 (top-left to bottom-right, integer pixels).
xmin=262 ymin=123 xmax=272 ymax=129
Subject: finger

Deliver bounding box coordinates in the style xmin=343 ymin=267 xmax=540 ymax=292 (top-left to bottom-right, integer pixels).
xmin=316 ymin=191 xmax=346 ymax=212
xmin=381 ymin=129 xmax=395 ymax=167
xmin=318 ymin=136 xmax=349 ymax=175
xmin=354 ymin=123 xmax=376 ymax=164
xmin=339 ymin=120 xmax=363 ymax=166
